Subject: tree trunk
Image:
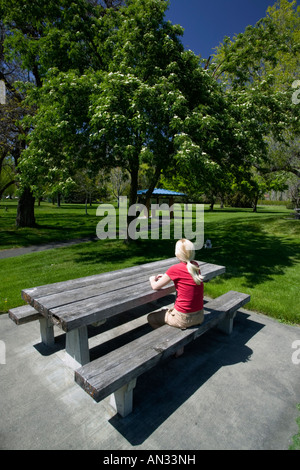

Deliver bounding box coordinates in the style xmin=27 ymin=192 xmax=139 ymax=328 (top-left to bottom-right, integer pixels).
xmin=16 ymin=187 xmax=36 ymax=227
xmin=128 ymin=161 xmax=139 ymax=208
xmin=125 ymin=157 xmax=140 ymax=243
xmin=252 ymin=194 xmax=259 ymax=212
xmin=0 ymin=179 xmax=15 ymax=200
xmin=145 ymin=166 xmax=161 ymax=214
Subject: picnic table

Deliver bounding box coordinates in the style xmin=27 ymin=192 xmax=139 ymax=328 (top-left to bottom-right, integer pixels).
xmin=17 ymin=258 xmax=225 ymax=368
xmin=9 ymin=257 xmax=251 ymax=416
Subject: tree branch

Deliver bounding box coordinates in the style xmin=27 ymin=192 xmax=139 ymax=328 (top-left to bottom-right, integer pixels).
xmin=0 ymin=71 xmax=24 ymax=103
xmin=0 ymin=178 xmax=16 ymax=198
xmin=257 ymin=164 xmax=300 ymax=179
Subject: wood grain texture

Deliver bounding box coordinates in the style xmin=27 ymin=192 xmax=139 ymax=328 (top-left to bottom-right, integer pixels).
xmin=8 ymin=305 xmax=42 ymax=324
xmin=75 ymin=291 xmax=250 ymax=402
xmin=21 ymin=258 xmax=179 ymax=303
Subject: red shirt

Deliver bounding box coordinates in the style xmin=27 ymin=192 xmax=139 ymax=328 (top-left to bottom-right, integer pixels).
xmin=166 ymin=261 xmax=204 ymax=313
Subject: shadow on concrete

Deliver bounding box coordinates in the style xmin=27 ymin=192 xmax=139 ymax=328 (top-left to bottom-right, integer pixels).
xmin=107 ymin=311 xmax=264 ymax=445
xmin=33 ymin=296 xmax=174 ymax=358
xmin=32 ymin=297 xmax=265 ymax=446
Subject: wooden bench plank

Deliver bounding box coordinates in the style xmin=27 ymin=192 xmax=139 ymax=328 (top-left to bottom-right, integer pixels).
xmin=33 ymin=261 xmax=225 ymax=332
xmin=21 ymin=258 xmax=180 ymax=304
xmin=8 ymin=305 xmax=42 ymax=324
xmin=33 ymin=273 xmax=152 ymax=316
xmin=8 ymin=305 xmax=55 ymax=346
xmin=51 ymin=282 xmax=176 ymax=332
xmin=198 ymin=263 xmax=225 ymax=281
xmin=75 ymin=291 xmax=250 ymax=412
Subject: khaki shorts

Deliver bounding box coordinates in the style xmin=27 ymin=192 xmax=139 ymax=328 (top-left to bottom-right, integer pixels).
xmin=147 ymin=307 xmax=204 ymax=330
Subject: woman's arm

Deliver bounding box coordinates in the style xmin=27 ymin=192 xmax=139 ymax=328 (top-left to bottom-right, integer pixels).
xmin=149 ymin=273 xmax=171 ymax=290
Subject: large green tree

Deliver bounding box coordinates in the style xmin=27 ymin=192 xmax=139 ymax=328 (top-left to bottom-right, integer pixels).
xmin=0 ymin=0 xmax=123 ymax=226
xmin=89 ymin=0 xmax=260 ymax=210
xmin=19 ymin=0 xmax=241 ymax=212
xmin=89 ymin=0 xmax=204 ymax=207
xmin=211 ymin=0 xmax=300 ymax=205
xmin=4 ymin=0 xmax=294 ymax=227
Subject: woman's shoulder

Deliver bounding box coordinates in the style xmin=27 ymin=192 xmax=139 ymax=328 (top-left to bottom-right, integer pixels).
xmin=167 ymin=262 xmax=182 ymax=272
xmin=166 ymin=261 xmax=185 ymax=277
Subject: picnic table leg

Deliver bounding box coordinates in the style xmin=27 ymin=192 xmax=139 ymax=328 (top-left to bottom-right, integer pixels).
xmin=65 ymin=326 xmax=90 ymax=369
xmin=217 ymin=311 xmax=237 ymax=335
xmin=109 ymin=379 xmax=137 ymax=417
xmin=39 ymin=317 xmax=55 ymax=346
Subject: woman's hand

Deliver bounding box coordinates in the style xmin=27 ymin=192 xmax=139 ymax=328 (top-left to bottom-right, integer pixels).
xmin=149 ymin=273 xmax=171 ymax=290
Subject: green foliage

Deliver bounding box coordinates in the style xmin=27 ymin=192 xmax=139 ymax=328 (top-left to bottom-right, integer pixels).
xmin=1 ymin=0 xmax=299 ymax=224
xmin=19 ymin=70 xmax=96 ymax=191
xmin=3 ymin=0 xmax=267 ymax=207
xmin=1 ymin=0 xmax=113 ymax=75
xmin=211 ymin=0 xmax=300 ymax=190
xmin=212 ymin=0 xmax=300 ymax=91
xmin=289 ymin=403 xmax=300 ymax=450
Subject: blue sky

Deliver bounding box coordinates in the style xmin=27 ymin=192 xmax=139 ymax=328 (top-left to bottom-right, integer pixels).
xmin=164 ymin=0 xmax=278 ymax=60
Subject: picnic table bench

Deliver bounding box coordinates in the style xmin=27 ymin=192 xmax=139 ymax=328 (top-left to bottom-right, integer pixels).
xmin=9 ymin=257 xmax=250 ymax=417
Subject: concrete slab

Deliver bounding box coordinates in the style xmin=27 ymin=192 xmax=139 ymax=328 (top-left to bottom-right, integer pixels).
xmin=0 ymin=300 xmax=299 ymax=450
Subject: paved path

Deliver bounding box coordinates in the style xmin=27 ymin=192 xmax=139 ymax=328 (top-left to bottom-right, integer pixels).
xmin=1 ymin=300 xmax=299 ymax=450
xmin=0 ymin=217 xmax=171 ymax=259
xmin=0 ymin=237 xmax=98 ymax=259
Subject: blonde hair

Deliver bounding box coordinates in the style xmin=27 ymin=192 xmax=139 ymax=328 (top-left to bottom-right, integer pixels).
xmin=175 ymin=239 xmax=203 ymax=285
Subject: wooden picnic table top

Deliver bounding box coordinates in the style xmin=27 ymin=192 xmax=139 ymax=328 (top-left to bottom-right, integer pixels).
xmin=22 ymin=258 xmax=225 ymax=333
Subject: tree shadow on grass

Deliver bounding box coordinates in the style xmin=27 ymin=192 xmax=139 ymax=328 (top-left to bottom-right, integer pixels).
xmin=199 ymin=217 xmax=300 ymax=288
xmin=72 ymin=238 xmax=176 ymax=268
xmin=71 ymin=218 xmax=299 ymax=290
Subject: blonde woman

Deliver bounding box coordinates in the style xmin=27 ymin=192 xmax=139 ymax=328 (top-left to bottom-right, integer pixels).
xmin=148 ymin=239 xmax=204 ymax=346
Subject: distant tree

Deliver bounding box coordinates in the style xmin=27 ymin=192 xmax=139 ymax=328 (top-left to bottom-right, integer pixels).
xmin=0 ymin=20 xmax=35 ymax=222
xmin=109 ymin=167 xmax=130 ymax=206
xmin=211 ymin=0 xmax=300 ymax=199
xmin=0 ymin=0 xmax=124 ymax=226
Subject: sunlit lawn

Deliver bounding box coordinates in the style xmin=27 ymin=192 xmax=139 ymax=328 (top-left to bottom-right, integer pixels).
xmin=0 ymin=201 xmax=100 ymax=249
xmin=0 ymin=200 xmax=299 ymax=324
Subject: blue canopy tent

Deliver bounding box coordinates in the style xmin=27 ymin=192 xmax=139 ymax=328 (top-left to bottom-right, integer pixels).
xmin=137 ymin=188 xmax=187 ymax=218
xmin=137 ymin=188 xmax=186 ymax=198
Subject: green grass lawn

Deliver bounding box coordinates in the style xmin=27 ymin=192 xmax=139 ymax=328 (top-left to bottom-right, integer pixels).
xmin=0 ymin=201 xmax=100 ymax=249
xmin=0 ymin=201 xmax=299 ymax=325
